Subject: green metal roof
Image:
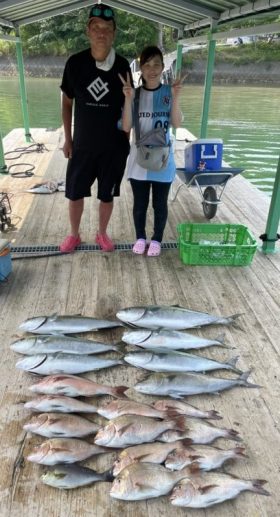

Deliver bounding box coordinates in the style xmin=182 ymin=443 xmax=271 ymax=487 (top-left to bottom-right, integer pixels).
xmin=0 ymin=0 xmax=280 ymax=31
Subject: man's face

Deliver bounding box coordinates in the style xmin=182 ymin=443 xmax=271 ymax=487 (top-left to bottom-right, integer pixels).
xmin=87 ymin=18 xmax=115 ymax=56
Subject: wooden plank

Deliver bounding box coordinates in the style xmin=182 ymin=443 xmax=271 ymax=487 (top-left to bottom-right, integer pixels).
xmin=0 ymin=129 xmax=279 ymax=517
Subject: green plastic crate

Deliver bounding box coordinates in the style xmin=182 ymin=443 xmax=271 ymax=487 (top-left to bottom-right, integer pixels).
xmin=177 ymin=223 xmax=257 ymax=266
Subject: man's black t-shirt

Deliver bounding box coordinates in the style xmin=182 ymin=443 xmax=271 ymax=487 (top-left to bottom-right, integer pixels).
xmin=61 ymin=49 xmax=131 ymax=151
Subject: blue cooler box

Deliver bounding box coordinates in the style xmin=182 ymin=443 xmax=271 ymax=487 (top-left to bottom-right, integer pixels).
xmin=0 ymin=239 xmax=12 ymax=281
xmin=184 ymin=138 xmax=223 ymax=172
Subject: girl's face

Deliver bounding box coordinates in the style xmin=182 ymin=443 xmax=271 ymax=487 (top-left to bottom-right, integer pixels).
xmin=140 ymin=55 xmax=164 ymax=88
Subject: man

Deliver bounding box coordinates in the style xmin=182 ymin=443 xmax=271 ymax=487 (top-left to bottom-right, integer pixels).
xmin=60 ymin=3 xmax=131 ymax=252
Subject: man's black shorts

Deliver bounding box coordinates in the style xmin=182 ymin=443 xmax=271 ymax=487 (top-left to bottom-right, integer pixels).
xmin=65 ymin=137 xmax=130 ymax=202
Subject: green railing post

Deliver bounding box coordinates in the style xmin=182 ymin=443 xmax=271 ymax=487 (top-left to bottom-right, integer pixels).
xmin=15 ymin=28 xmax=32 ymax=143
xmin=175 ymin=43 xmax=183 ymax=78
xmin=261 ymin=154 xmax=280 ymax=253
xmin=0 ymin=134 xmax=8 ymax=174
xmin=200 ymin=33 xmax=216 ymax=138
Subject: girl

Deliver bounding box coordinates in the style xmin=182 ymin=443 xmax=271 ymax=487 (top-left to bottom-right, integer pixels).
xmin=119 ymin=46 xmax=183 ymax=256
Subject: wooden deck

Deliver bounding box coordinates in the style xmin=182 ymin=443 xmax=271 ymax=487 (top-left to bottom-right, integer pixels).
xmin=0 ymin=128 xmax=279 ymax=517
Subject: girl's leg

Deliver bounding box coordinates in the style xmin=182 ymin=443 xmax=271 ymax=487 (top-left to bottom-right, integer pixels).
xmin=130 ymin=179 xmax=151 ymax=240
xmin=151 ymin=181 xmax=171 ymax=242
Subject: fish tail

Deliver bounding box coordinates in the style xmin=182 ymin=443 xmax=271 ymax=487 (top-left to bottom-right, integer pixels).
xmin=233 ymin=446 xmax=247 ymax=458
xmin=239 ymin=370 xmax=262 ymax=389
xmin=103 ymin=468 xmax=115 ymax=482
xmin=206 ymin=410 xmax=223 ymax=420
xmin=111 ymin=386 xmax=129 ymax=398
xmin=172 ymin=416 xmax=188 ymax=433
xmin=226 ymin=428 xmax=242 ymax=442
xmin=166 ymin=409 xmax=180 ymax=419
xmin=227 ymin=355 xmax=243 ymax=373
xmin=250 ymin=479 xmax=270 ymax=496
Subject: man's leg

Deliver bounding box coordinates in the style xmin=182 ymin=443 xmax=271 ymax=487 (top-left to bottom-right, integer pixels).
xmin=60 ymin=198 xmax=84 ymax=253
xmin=69 ymin=198 xmax=84 ymax=236
xmin=98 ymin=200 xmax=113 ymax=235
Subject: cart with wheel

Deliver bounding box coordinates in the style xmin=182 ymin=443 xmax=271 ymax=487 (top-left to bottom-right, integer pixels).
xmin=171 ymin=166 xmax=244 ymax=219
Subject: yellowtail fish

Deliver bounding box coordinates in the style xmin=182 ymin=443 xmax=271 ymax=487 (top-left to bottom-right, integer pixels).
xmin=19 ymin=314 xmax=121 ymax=334
xmin=117 ymin=305 xmax=241 ymax=330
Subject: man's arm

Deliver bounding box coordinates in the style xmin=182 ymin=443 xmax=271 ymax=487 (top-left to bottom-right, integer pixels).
xmin=62 ymin=92 xmax=73 ymax=158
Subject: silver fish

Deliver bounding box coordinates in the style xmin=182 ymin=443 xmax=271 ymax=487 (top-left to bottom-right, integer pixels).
xmin=116 ymin=305 xmax=240 ymax=330
xmin=11 ymin=334 xmax=119 ymax=355
xmin=152 ymin=399 xmax=221 ymax=420
xmin=94 ymin=415 xmax=186 ymax=448
xmin=41 ymin=464 xmax=113 ymax=489
xmin=23 ymin=412 xmax=100 ymax=438
xmin=134 ymin=371 xmax=260 ymax=398
xmin=113 ymin=440 xmax=188 ymax=476
xmin=158 ymin=417 xmax=241 ymax=444
xmin=170 ymin=472 xmax=270 ymax=508
xmin=122 ymin=329 xmax=228 ymax=350
xmin=165 ymin=445 xmax=246 ymax=471
xmin=124 ymin=351 xmax=242 ymax=373
xmin=110 ymin=462 xmax=195 ymax=500
xmin=16 ymin=353 xmax=123 ymax=375
xmin=27 ymin=438 xmax=107 ymax=465
xmin=29 ymin=374 xmax=128 ymax=398
xmin=18 ymin=314 xmax=121 ymax=334
xmin=24 ymin=395 xmax=98 ymax=413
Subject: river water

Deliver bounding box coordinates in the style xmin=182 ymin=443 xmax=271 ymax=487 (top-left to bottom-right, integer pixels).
xmin=0 ymin=77 xmax=279 ymax=195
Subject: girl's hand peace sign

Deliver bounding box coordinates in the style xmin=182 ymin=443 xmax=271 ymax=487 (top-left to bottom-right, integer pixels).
xmin=171 ymin=74 xmax=187 ymax=99
xmin=119 ymin=72 xmax=135 ymax=100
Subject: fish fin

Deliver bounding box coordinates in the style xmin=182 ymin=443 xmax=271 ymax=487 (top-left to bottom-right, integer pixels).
xmin=207 ymin=410 xmax=223 ymax=420
xmin=172 ymin=416 xmax=189 ymax=433
xmin=226 ymin=428 xmax=242 ymax=442
xmin=166 ymin=409 xmax=180 ymax=419
xmin=251 ymin=480 xmax=270 ymax=496
xmin=233 ymin=446 xmax=247 ymax=458
xmin=239 ymin=370 xmax=262 ymax=389
xmin=112 ymin=386 xmax=129 ymax=399
xmin=199 ymin=484 xmax=219 ymax=494
xmin=188 ymin=463 xmax=202 ymax=475
xmin=180 ymin=440 xmax=195 ymax=449
xmin=103 ymin=468 xmax=115 ymax=482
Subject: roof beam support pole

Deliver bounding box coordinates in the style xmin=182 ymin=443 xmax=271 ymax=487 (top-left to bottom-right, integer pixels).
xmin=15 ymin=27 xmax=31 ymax=142
xmin=0 ymin=134 xmax=8 ymax=174
xmin=200 ymin=25 xmax=217 ymax=138
xmin=261 ymin=154 xmax=280 ymax=253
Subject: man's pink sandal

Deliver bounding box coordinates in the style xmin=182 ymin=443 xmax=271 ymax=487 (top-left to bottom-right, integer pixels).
xmin=95 ymin=233 xmax=115 ymax=252
xmin=60 ymin=235 xmax=81 ymax=253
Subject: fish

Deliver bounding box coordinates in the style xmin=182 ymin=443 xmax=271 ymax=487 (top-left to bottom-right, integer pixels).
xmin=113 ymin=440 xmax=189 ymax=476
xmin=23 ymin=412 xmax=100 ymax=438
xmin=170 ymin=472 xmax=270 ymax=508
xmin=10 ymin=334 xmax=120 ymax=355
xmin=16 ymin=353 xmax=123 ymax=375
xmin=165 ymin=445 xmax=246 ymax=471
xmin=27 ymin=438 xmax=108 ymax=465
xmin=122 ymin=329 xmax=228 ymax=350
xmin=41 ymin=463 xmax=113 ymax=489
xmin=116 ymin=305 xmax=241 ymax=330
xmin=124 ymin=351 xmax=242 ymax=374
xmin=18 ymin=314 xmax=121 ymax=334
xmin=158 ymin=417 xmax=241 ymax=444
xmin=152 ymin=399 xmax=222 ymax=420
xmin=26 ymin=180 xmax=65 ymax=194
xmin=134 ymin=371 xmax=260 ymax=398
xmin=24 ymin=395 xmax=98 ymax=413
xmin=29 ymin=374 xmax=128 ymax=398
xmin=97 ymin=398 xmax=171 ymax=420
xmin=110 ymin=462 xmax=197 ymax=500
xmin=94 ymin=415 xmax=186 ymax=448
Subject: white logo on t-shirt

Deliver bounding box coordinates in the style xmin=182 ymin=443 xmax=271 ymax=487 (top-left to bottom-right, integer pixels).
xmin=87 ymin=77 xmax=109 ymax=101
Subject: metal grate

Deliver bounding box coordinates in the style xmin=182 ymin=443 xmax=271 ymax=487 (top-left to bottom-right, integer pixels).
xmin=10 ymin=242 xmax=178 ymax=259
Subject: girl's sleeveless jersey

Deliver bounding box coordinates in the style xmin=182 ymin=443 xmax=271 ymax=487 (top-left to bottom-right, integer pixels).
xmin=126 ymin=84 xmax=176 ymax=182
